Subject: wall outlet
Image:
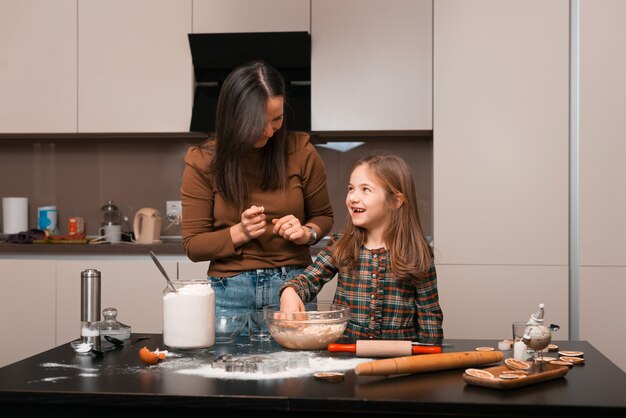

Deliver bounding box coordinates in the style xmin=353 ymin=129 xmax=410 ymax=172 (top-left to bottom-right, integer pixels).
xmin=166 ymin=200 xmax=182 ymax=223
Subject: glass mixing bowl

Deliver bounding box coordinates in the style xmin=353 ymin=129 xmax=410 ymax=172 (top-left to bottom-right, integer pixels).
xmin=264 ymin=303 xmax=350 ymax=350
xmin=215 ymin=310 xmax=249 ymax=344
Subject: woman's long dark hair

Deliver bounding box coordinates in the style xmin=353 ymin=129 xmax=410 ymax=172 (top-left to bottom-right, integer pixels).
xmin=209 ymin=60 xmax=288 ymax=210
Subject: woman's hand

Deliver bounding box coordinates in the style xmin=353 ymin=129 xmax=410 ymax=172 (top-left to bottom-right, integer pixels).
xmin=272 ymin=215 xmax=309 ymax=245
xmin=230 ymin=205 xmax=266 ymax=246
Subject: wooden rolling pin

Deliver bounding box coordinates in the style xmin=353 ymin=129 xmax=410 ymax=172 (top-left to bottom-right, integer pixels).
xmin=328 ymin=340 xmax=442 ymax=357
xmin=355 ymin=350 xmax=503 ymax=376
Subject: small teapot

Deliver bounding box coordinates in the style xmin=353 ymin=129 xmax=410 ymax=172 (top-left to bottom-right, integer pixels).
xmin=522 ymin=303 xmax=560 ymax=352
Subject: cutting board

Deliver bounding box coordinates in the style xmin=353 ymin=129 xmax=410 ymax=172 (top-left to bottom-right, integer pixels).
xmin=33 ymin=238 xmax=88 ymax=244
xmin=463 ymin=363 xmax=569 ymax=390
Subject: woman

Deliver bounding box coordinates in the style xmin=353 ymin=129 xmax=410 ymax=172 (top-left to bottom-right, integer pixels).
xmin=181 ymin=60 xmax=333 ymax=322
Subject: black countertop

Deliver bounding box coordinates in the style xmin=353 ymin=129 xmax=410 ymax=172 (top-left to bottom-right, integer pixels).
xmin=1 ymin=335 xmax=625 ymax=417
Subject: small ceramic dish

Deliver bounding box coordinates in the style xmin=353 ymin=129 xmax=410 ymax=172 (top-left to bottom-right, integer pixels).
xmin=70 ymin=340 xmax=93 ymax=355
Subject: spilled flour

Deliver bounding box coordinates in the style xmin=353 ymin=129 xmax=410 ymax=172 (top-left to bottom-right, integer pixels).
xmin=171 ymin=351 xmax=373 ymax=380
xmin=30 ymin=363 xmax=100 ymax=384
xmin=41 ymin=362 xmax=98 ymax=372
xmin=33 ymin=348 xmax=373 ymax=382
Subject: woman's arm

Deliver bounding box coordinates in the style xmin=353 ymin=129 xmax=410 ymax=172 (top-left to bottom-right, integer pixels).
xmin=181 ymin=146 xmax=244 ymax=262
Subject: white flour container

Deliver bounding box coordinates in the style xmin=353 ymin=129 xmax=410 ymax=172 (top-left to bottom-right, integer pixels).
xmin=163 ymin=280 xmax=215 ymax=350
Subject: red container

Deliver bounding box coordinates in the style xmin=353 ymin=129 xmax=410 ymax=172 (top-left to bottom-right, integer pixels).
xmin=68 ymin=217 xmax=85 ymax=239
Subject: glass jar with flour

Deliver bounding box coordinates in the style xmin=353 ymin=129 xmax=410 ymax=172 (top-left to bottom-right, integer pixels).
xmin=162 ymin=280 xmax=215 ymax=350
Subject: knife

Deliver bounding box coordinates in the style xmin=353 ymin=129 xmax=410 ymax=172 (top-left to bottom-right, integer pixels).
xmin=92 ymin=336 xmax=151 ymax=355
xmin=413 ymin=341 xmax=454 ymax=348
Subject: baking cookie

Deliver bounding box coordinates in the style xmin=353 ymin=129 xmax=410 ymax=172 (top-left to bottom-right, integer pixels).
xmin=504 ymin=358 xmax=531 ymax=370
xmin=464 ymin=368 xmax=495 ymax=379
xmin=314 ymin=372 xmax=345 ymax=382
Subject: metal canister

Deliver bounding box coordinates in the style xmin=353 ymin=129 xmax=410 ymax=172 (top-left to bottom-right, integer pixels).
xmin=68 ymin=216 xmax=85 ymax=239
xmin=80 ymin=269 xmax=101 ymax=348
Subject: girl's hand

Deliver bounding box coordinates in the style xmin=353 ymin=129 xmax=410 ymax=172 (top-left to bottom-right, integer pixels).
xmin=279 ymin=286 xmax=306 ymax=316
xmin=272 ymin=215 xmax=307 ymax=245
xmin=231 ymin=205 xmax=266 ymax=246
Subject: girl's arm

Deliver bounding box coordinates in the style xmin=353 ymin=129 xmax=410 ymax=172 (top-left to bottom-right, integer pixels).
xmin=414 ymin=263 xmax=444 ymax=341
xmin=280 ymin=236 xmax=339 ymax=304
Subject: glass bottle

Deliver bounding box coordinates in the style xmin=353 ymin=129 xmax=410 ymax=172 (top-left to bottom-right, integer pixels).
xmin=100 ymin=307 xmax=131 ymax=341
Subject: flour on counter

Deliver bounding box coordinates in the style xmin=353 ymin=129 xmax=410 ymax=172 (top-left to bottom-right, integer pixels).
xmin=174 ymin=351 xmax=373 ymax=380
xmin=28 ymin=376 xmax=70 ymax=384
xmin=31 ymin=362 xmax=99 ymax=384
xmin=41 ymin=362 xmax=98 ymax=372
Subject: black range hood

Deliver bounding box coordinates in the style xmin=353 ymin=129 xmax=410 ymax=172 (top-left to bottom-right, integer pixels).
xmin=188 ymin=32 xmax=311 ymax=133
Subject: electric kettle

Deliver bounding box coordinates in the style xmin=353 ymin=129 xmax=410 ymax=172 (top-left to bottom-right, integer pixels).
xmin=133 ymin=208 xmax=162 ymax=244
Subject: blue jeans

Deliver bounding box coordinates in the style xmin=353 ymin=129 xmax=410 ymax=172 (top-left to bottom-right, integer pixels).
xmin=208 ymin=266 xmax=306 ymax=335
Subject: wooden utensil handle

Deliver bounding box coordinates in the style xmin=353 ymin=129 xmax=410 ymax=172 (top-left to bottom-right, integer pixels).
xmin=355 ymin=350 xmax=503 ymax=376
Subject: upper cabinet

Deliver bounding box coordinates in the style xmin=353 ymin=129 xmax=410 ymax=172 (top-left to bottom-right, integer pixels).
xmin=78 ymin=0 xmax=193 ymax=132
xmin=0 ymin=0 xmax=77 ymax=133
xmin=311 ymin=0 xmax=432 ymax=131
xmin=192 ymin=0 xmax=310 ymax=33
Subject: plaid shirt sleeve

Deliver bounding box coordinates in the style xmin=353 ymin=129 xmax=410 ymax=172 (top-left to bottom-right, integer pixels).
xmin=412 ymin=263 xmax=444 ymax=341
xmin=280 ymin=235 xmax=339 ymax=303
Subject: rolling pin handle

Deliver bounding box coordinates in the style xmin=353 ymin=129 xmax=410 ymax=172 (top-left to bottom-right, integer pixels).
xmin=327 ymin=343 xmax=357 ymax=353
xmin=412 ymin=345 xmax=443 ymax=354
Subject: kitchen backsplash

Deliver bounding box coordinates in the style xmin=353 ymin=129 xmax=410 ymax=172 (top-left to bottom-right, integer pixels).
xmin=0 ymin=135 xmax=432 ymax=240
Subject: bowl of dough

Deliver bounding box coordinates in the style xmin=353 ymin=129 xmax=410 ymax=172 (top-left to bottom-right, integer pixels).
xmin=264 ymin=303 xmax=350 ymax=350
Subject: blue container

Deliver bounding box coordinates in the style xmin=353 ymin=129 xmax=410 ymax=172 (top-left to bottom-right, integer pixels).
xmin=37 ymin=205 xmax=58 ymax=235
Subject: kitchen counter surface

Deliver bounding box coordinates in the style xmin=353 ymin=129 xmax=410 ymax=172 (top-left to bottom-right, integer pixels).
xmin=1 ymin=335 xmax=624 ymax=417
xmin=0 ymin=240 xmax=185 ymax=255
xmin=0 ymin=238 xmax=329 ymax=256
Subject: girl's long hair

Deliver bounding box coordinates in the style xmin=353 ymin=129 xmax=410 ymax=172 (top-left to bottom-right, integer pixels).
xmin=208 ymin=60 xmax=288 ymax=210
xmin=332 ymin=155 xmax=433 ymax=280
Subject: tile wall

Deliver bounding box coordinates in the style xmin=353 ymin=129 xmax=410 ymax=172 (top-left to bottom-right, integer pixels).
xmin=0 ymin=136 xmax=432 ymax=240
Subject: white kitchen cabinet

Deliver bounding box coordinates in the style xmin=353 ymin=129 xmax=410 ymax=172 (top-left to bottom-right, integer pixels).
xmin=0 ymin=0 xmax=77 ymax=133
xmin=437 ymin=264 xmax=569 ymax=341
xmin=578 ymin=0 xmax=626 ymax=373
xmin=178 ymin=259 xmax=210 ymax=279
xmin=579 ymin=0 xmax=626 ymax=267
xmin=78 ymin=0 xmax=193 ymax=132
xmin=56 ymin=259 xmax=171 ymax=345
xmin=0 ymin=260 xmax=56 ymax=367
xmin=311 ymin=0 xmax=432 ymax=131
xmin=580 ymin=266 xmax=626 ymax=372
xmin=433 ymin=0 xmax=569 ymax=266
xmin=192 ymin=0 xmax=310 ymax=33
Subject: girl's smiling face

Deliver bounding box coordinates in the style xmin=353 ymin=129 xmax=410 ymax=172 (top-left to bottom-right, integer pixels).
xmin=346 ymin=164 xmax=391 ymax=234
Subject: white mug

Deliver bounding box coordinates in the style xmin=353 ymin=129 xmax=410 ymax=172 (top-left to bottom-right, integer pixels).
xmin=99 ymin=224 xmax=122 ymax=243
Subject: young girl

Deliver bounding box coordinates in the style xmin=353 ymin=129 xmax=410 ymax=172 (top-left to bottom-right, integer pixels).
xmin=280 ymin=154 xmax=443 ymax=342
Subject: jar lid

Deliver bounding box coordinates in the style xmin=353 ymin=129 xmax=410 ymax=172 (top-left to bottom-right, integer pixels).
xmin=101 ymin=307 xmax=131 ymax=331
